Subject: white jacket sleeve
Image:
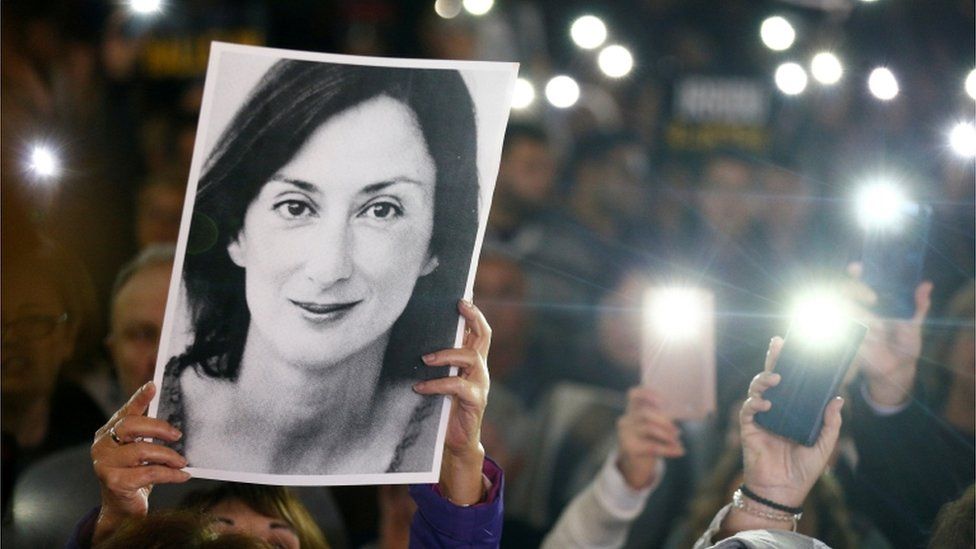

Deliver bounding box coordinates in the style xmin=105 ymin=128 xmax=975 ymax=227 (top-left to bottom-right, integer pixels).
xmin=540 ymin=450 xmax=664 ymax=549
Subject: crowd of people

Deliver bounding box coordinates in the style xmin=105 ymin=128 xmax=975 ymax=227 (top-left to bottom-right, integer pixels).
xmin=2 ymin=1 xmax=974 ymax=548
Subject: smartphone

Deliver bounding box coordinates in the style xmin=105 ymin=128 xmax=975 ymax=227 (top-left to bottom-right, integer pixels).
xmin=861 ymin=202 xmax=932 ymax=319
xmin=755 ymin=318 xmax=867 ymax=446
xmin=641 ymin=287 xmax=716 ymax=420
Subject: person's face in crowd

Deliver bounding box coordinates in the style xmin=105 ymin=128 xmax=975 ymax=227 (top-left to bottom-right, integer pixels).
xmin=761 ymin=167 xmax=813 ymax=231
xmin=699 ymin=157 xmax=757 ymax=238
xmin=497 ymin=138 xmax=556 ymax=210
xmin=597 ymin=271 xmax=648 ymax=372
xmin=1 ymin=270 xmax=75 ymax=400
xmin=227 ymin=96 xmax=438 ymax=369
xmin=209 ymin=498 xmax=300 ymax=549
xmin=582 ymin=143 xmax=650 ymax=222
xmin=136 ymin=182 xmax=184 ymax=250
xmin=474 ymin=256 xmax=528 ymax=378
xmin=108 ymin=261 xmax=172 ymax=396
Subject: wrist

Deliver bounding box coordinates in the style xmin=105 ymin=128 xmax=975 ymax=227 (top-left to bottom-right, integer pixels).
xmin=615 ymin=455 xmax=658 ymax=490
xmin=738 ymin=482 xmax=806 ymax=509
xmin=439 ymin=443 xmax=485 ymax=506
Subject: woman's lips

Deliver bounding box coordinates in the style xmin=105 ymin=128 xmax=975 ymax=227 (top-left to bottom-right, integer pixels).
xmin=289 ymin=299 xmax=362 ymax=321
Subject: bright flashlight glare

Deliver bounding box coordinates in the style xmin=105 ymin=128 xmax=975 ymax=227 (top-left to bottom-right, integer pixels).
xmin=129 ymin=0 xmax=162 ymax=14
xmin=811 ymin=52 xmax=843 ymax=85
xmin=949 ymin=122 xmax=976 ymax=158
xmin=570 ymin=15 xmax=607 ymax=50
xmin=28 ymin=145 xmax=60 ymax=178
xmin=856 ymin=181 xmax=908 ymax=229
xmin=868 ymin=67 xmax=899 ymax=101
xmin=760 ymin=16 xmax=796 ymax=51
xmin=790 ymin=293 xmax=849 ymax=346
xmin=646 ymin=288 xmax=706 ymax=340
xmin=598 ymin=45 xmax=634 ymax=78
xmin=775 ymin=62 xmax=808 ymax=95
xmin=545 ymin=75 xmax=580 ymax=108
xmin=512 ymin=78 xmax=536 ymax=109
xmin=434 ymin=0 xmax=463 ymax=19
xmin=462 ymin=0 xmax=493 ymax=16
xmin=966 ymin=69 xmax=976 ymax=101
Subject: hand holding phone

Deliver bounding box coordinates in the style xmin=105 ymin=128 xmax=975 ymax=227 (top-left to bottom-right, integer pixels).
xmin=754 ymin=317 xmax=867 ymax=446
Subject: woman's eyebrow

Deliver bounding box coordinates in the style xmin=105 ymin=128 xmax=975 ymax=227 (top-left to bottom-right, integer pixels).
xmin=269 ymin=175 xmax=318 ymax=193
xmin=269 ymin=521 xmax=296 ymax=532
xmin=361 ymin=178 xmax=426 ymax=195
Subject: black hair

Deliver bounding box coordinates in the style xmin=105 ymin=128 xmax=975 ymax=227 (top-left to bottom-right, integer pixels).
xmin=178 ymin=59 xmax=479 ymax=386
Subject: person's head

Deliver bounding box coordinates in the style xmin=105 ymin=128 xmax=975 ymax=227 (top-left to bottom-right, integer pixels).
xmin=495 ymin=123 xmax=556 ymax=212
xmin=1 ymin=237 xmax=95 ymax=403
xmin=760 ymin=162 xmax=814 ymax=232
xmin=136 ymin=175 xmax=186 ymax=250
xmin=597 ymin=269 xmax=652 ymax=373
xmin=697 ymin=150 xmax=759 ymax=238
xmin=107 ymin=245 xmax=176 ymax=396
xmin=473 ymin=252 xmax=530 ymax=380
xmin=183 ymin=483 xmax=329 ymax=549
xmin=566 ymin=131 xmax=650 ymax=224
xmin=96 ymin=509 xmax=276 ymax=549
xmin=180 ymin=60 xmax=479 ymax=384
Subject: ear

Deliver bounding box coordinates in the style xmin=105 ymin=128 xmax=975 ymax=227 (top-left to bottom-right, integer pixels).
xmin=420 ymin=255 xmax=439 ymax=277
xmin=227 ymin=233 xmax=247 ymax=268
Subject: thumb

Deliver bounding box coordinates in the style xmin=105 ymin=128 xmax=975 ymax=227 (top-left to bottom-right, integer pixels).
xmin=817 ymin=396 xmax=844 ymax=451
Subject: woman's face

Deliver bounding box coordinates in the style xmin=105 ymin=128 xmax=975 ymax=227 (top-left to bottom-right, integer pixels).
xmin=209 ymin=498 xmax=300 ymax=549
xmin=227 ymin=95 xmax=438 ymax=369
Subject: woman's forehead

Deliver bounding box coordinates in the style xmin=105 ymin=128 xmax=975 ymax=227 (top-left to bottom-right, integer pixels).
xmin=272 ymin=95 xmax=436 ymax=192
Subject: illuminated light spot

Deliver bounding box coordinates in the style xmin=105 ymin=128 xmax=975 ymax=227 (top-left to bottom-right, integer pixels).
xmin=570 ymin=15 xmax=607 ymax=50
xmin=761 ymin=16 xmax=796 ymax=51
xmin=949 ymin=121 xmax=976 ymax=158
xmin=598 ymin=45 xmax=634 ymax=78
xmin=868 ymin=67 xmax=899 ymax=101
xmin=545 ymin=75 xmax=580 ymax=109
xmin=434 ymin=0 xmax=463 ymax=19
xmin=775 ymin=62 xmax=808 ymax=95
xmin=511 ymin=78 xmax=536 ymax=109
xmin=462 ymin=0 xmax=493 ymax=16
xmin=810 ymin=52 xmax=843 ymax=85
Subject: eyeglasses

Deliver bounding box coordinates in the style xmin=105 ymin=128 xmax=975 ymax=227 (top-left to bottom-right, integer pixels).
xmin=2 ymin=313 xmax=69 ymax=341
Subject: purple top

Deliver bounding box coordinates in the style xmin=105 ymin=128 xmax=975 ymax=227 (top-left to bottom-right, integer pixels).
xmin=409 ymin=457 xmax=504 ymax=548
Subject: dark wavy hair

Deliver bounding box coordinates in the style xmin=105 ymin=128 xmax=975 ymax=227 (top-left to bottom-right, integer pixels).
xmin=177 ymin=59 xmax=479 ymax=387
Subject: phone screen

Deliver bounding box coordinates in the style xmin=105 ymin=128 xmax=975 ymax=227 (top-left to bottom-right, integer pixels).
xmin=755 ymin=318 xmax=867 ymax=446
xmin=861 ymin=203 xmax=932 ymax=319
xmin=641 ymin=287 xmax=716 ymax=420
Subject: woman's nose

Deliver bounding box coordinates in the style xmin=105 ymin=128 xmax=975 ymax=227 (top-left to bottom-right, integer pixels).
xmin=303 ymin=220 xmax=354 ymax=286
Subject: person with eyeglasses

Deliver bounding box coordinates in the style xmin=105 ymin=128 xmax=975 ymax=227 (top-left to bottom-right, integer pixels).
xmin=1 ymin=237 xmax=107 ymax=517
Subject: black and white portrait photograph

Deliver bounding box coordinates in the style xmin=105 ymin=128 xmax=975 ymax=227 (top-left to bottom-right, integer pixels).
xmin=149 ymin=42 xmax=517 ymax=485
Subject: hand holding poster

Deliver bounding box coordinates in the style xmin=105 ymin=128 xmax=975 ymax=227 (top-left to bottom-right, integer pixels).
xmin=149 ymin=42 xmax=517 ymax=485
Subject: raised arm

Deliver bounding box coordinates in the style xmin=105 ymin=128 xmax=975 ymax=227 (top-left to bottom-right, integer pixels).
xmin=409 ymin=300 xmax=502 ymax=547
xmin=541 ymin=386 xmax=684 ymax=548
xmin=696 ymin=338 xmax=844 ymax=547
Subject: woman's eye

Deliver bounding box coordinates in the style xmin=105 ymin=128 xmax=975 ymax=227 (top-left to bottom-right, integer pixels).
xmin=362 ymin=201 xmax=403 ymax=220
xmin=274 ymin=200 xmax=314 ymax=220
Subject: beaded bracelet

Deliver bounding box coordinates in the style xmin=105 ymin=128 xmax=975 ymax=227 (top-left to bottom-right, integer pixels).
xmin=732 ymin=489 xmax=802 ymax=532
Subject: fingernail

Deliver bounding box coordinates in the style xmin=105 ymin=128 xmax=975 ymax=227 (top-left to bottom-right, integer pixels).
xmin=422 ymin=353 xmax=436 ymax=363
xmin=461 ymin=299 xmax=474 ymax=309
xmin=413 ymin=382 xmax=426 ymax=392
xmin=181 ymin=470 xmax=192 ymax=479
xmin=172 ymin=429 xmax=183 ymax=440
xmin=140 ymin=381 xmax=153 ymax=392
